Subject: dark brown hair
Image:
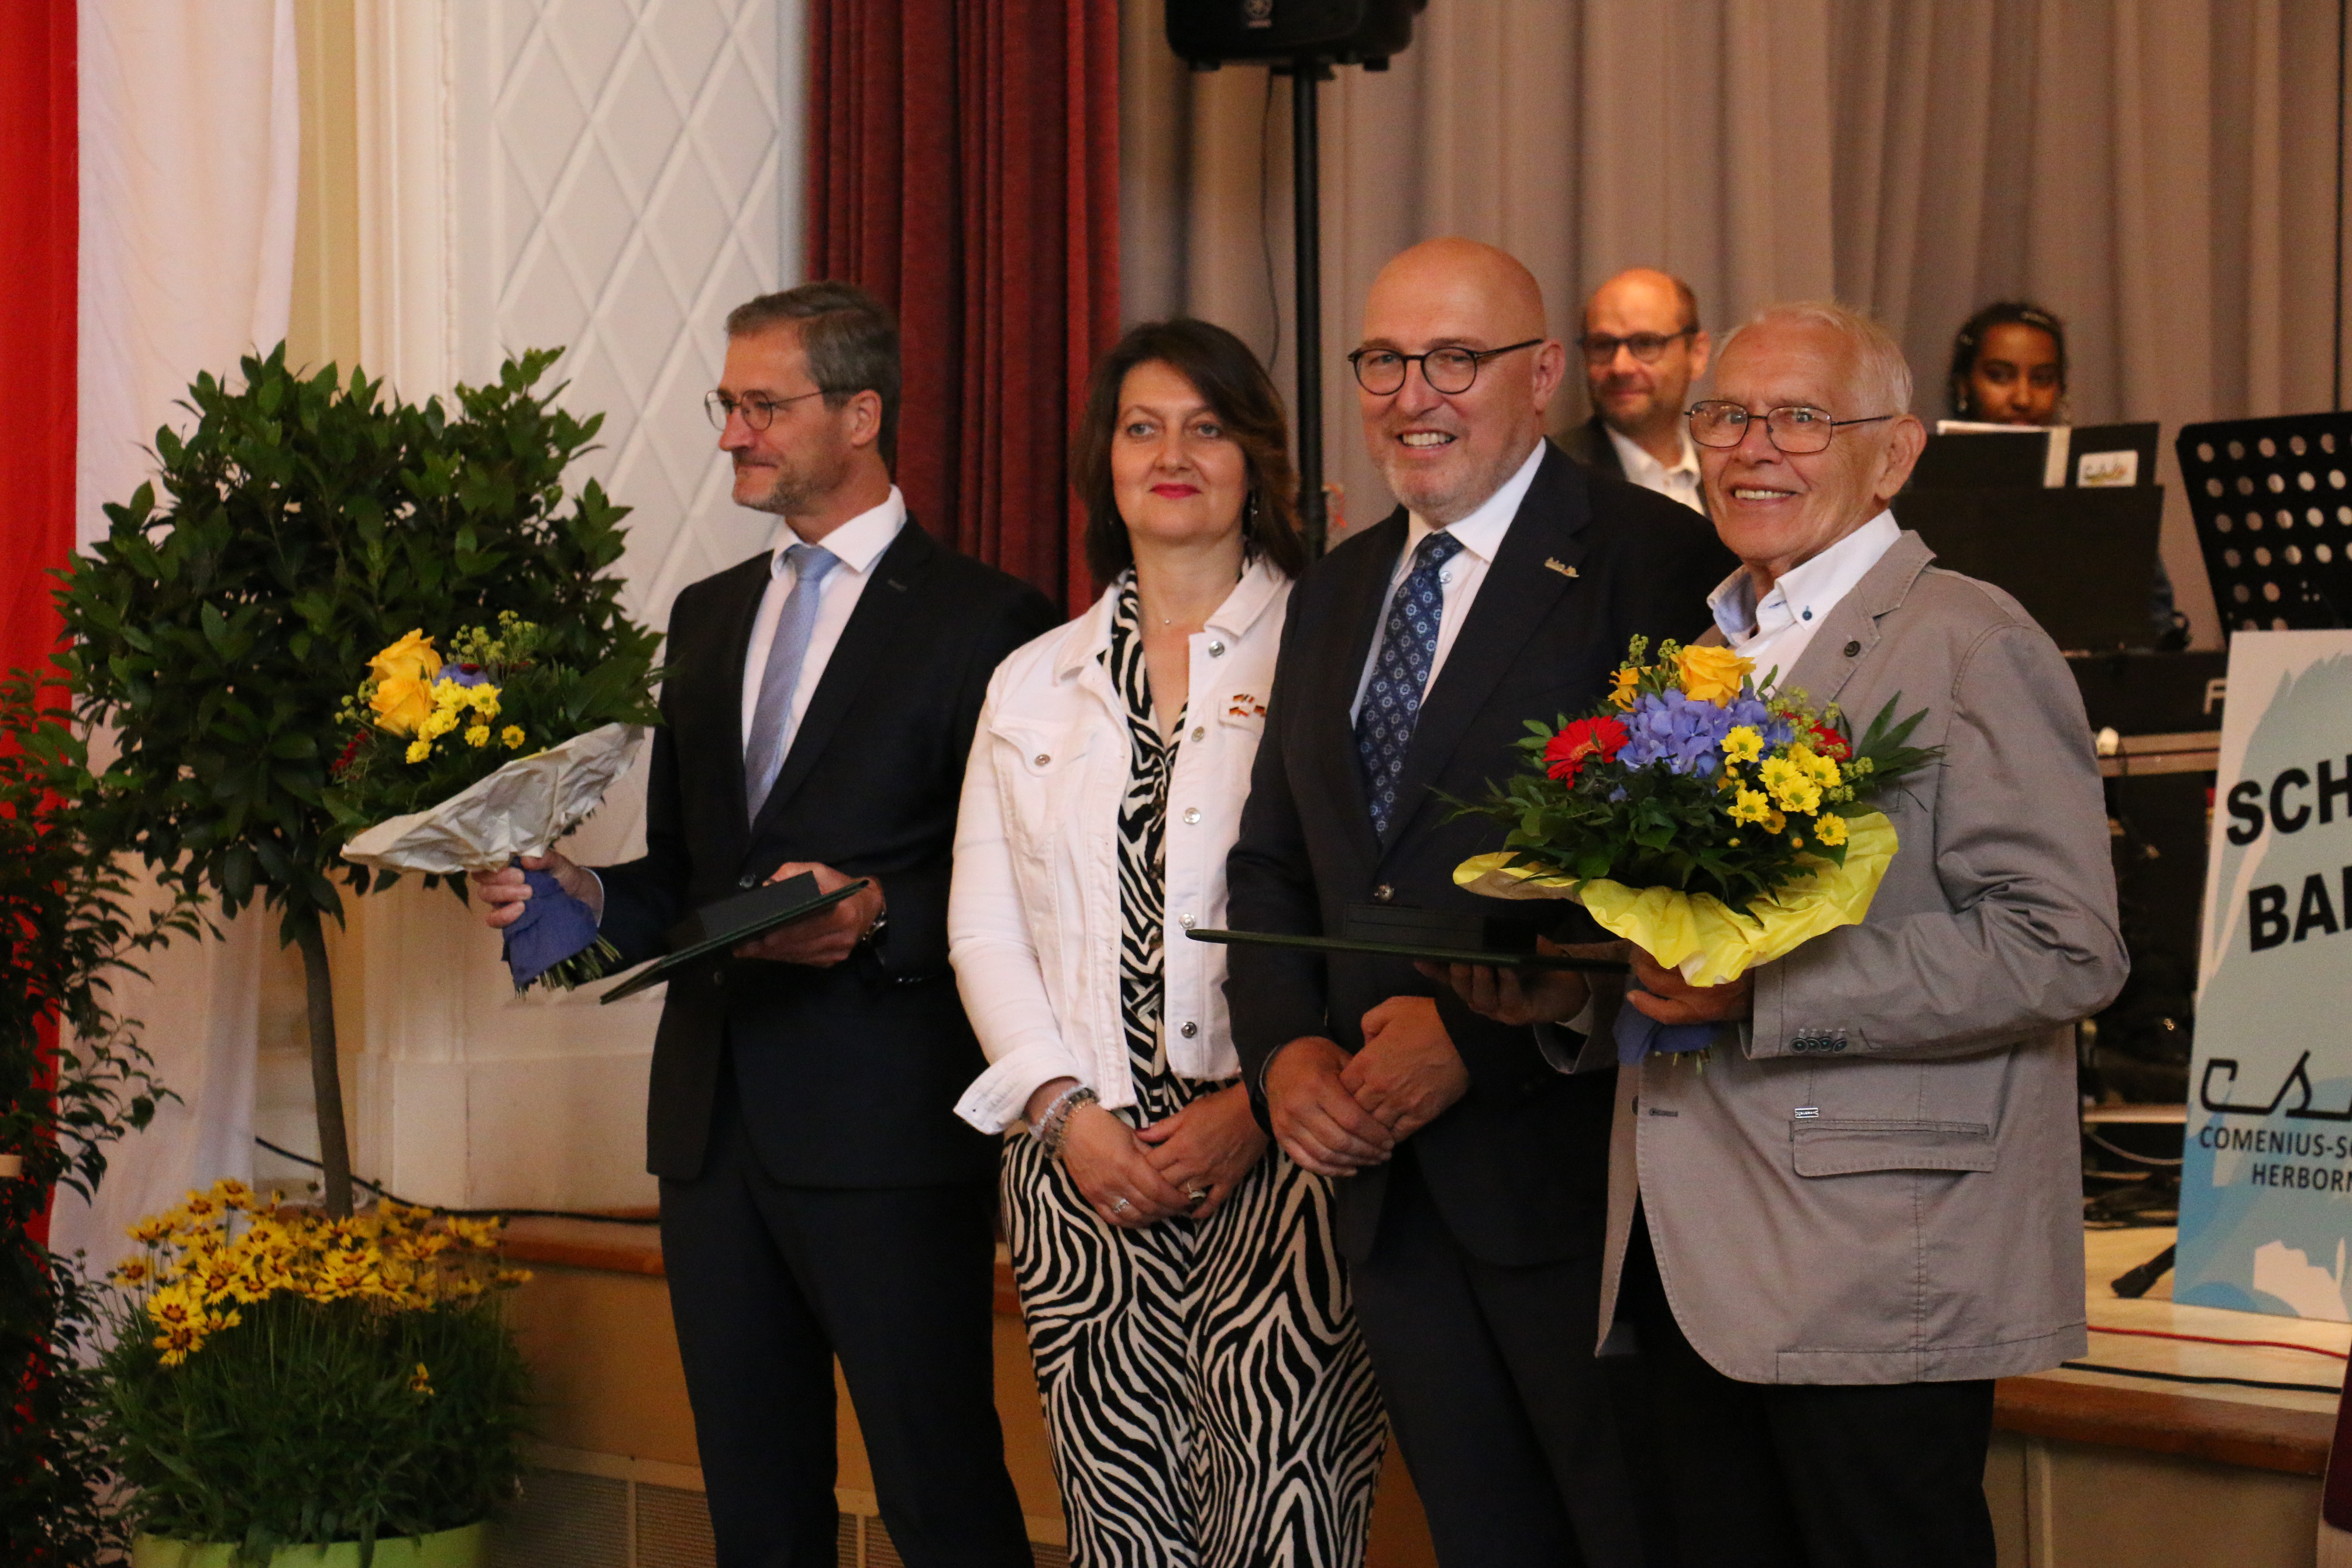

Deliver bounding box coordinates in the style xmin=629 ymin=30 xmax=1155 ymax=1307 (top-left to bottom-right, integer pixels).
xmin=726 ymin=281 xmax=902 ymax=469
xmin=1071 ymin=319 xmax=1308 ymax=585
xmin=1948 ymin=300 xmax=2067 ymax=419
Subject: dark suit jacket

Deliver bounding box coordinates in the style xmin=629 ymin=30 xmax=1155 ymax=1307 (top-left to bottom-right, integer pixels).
xmin=1224 ymin=444 xmax=1733 ymax=1267
xmin=599 ymin=521 xmax=1060 ymax=1186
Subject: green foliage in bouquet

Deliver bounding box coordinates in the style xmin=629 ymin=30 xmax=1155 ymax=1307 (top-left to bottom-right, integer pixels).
xmin=0 ymin=673 xmax=196 ymax=1566
xmin=96 ymin=1183 xmax=530 ymax=1563
xmin=1459 ymin=637 xmax=1941 ymax=917
xmin=55 ymin=343 xmax=662 ymax=1214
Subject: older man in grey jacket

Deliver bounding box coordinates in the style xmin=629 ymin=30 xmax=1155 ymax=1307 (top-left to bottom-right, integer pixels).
xmin=1446 ymin=300 xmax=2126 ymax=1568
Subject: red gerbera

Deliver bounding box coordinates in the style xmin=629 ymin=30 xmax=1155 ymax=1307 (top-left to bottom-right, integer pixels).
xmin=1544 ymin=715 xmax=1630 ymax=782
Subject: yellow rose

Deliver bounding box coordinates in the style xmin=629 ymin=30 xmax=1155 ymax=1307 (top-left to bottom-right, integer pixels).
xmin=371 ymin=675 xmax=436 ymax=737
xmin=1815 ymin=814 xmax=1849 ymax=846
xmin=465 ymin=724 xmax=491 ymax=748
xmin=1675 ymin=643 xmax=1755 ymax=706
xmin=368 ymin=630 xmax=442 ymax=687
xmin=1607 ymin=666 xmax=1642 ymax=710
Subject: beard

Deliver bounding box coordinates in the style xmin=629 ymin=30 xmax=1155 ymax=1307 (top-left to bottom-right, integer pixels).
xmin=736 ymin=444 xmax=851 ymax=516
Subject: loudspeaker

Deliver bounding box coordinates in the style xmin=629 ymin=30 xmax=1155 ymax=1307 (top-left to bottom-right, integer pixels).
xmin=1167 ymin=0 xmax=1426 ymax=68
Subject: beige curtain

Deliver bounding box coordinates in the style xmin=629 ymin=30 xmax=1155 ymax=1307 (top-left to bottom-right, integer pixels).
xmin=1120 ymin=0 xmax=2351 ymax=651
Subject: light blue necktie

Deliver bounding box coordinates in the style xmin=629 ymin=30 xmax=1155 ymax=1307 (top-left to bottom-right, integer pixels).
xmin=1355 ymin=530 xmax=1464 ymax=837
xmin=744 ymin=542 xmax=839 ymax=817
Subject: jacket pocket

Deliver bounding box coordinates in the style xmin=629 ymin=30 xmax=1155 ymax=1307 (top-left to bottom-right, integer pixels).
xmin=1790 ymin=1118 xmax=1995 ymax=1177
xmin=988 ymin=721 xmax=1097 ymax=859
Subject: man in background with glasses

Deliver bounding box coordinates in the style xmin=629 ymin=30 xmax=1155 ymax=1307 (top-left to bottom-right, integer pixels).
xmin=475 ymin=282 xmax=1052 ymax=1568
xmin=1562 ymin=268 xmax=1712 ymax=516
xmin=1225 ymin=236 xmax=1731 ymax=1568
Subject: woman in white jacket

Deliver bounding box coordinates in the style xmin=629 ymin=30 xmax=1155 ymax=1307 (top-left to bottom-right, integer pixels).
xmin=950 ymin=320 xmax=1383 ymax=1567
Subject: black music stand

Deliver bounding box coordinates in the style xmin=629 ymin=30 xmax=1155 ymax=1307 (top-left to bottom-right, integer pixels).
xmin=2177 ymin=414 xmax=2352 ymax=638
xmin=1889 ymin=487 xmax=2164 ymax=652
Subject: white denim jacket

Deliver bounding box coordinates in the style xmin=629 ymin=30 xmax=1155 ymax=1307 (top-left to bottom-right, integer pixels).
xmin=950 ymin=560 xmax=1291 ymax=1132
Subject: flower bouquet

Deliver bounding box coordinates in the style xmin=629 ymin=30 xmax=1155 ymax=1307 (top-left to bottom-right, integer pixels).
xmin=1452 ymin=637 xmax=1937 ymax=1060
xmin=329 ymin=615 xmax=659 ymax=989
xmin=95 ymin=1179 xmax=530 ymax=1563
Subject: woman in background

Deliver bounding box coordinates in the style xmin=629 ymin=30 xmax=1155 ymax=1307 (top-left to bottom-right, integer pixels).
xmin=1948 ymin=299 xmax=2184 ymax=644
xmin=948 ymin=318 xmax=1384 ymax=1568
xmin=1948 ymin=299 xmax=2069 ymax=425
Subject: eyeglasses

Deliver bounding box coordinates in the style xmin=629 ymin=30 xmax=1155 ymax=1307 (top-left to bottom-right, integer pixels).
xmin=705 ymin=388 xmax=826 ymax=431
xmin=1686 ymin=400 xmax=1895 ymax=455
xmin=1347 ymin=338 xmax=1543 ymax=396
xmin=1578 ymin=328 xmax=1697 ymax=365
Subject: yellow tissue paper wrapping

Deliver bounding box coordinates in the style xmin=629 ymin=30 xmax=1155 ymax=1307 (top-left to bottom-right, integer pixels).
xmin=1453 ymin=811 xmax=1899 ymax=987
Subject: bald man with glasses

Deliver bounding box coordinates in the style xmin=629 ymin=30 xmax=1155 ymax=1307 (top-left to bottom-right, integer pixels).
xmin=1563 ymin=268 xmax=1712 ymax=517
xmin=1224 ymin=238 xmax=1733 ymax=1568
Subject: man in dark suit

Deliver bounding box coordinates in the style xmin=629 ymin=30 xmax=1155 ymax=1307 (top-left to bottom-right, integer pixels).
xmin=1561 ymin=267 xmax=1712 ymax=518
xmin=478 ymin=282 xmax=1054 ymax=1568
xmin=1225 ymin=239 xmax=1732 ymax=1568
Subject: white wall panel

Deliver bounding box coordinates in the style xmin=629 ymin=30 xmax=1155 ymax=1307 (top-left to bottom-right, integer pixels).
xmin=349 ymin=0 xmax=804 ymax=1208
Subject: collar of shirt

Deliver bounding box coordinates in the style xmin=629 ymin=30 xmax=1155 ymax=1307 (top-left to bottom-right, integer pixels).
xmin=767 ymin=485 xmax=907 ymax=582
xmin=1392 ymin=437 xmax=1547 ymax=586
xmin=1708 ymin=508 xmax=1902 ymax=675
xmin=1605 ymin=423 xmax=1706 ymax=512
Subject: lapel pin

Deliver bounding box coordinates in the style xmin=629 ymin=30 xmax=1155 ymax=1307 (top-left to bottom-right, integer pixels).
xmin=1544 ymin=557 xmax=1579 ymax=579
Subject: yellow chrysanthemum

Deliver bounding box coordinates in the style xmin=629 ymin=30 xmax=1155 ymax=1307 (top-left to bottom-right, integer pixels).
xmin=1675 ymin=643 xmax=1754 ymax=706
xmin=1722 ymin=726 xmax=1763 ymax=766
xmin=500 ymin=725 xmax=526 ymax=750
xmin=465 ymin=724 xmax=491 ymax=748
xmin=1728 ymin=788 xmax=1774 ymax=825
xmin=1788 ymin=742 xmax=1843 ymax=789
xmin=1607 ymin=666 xmax=1641 ymax=710
xmin=1815 ymin=814 xmax=1849 ymax=847
xmin=405 ymin=738 xmax=432 ymax=765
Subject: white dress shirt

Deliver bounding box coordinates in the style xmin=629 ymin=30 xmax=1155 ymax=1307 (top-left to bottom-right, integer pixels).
xmin=740 ymin=487 xmax=909 ymax=759
xmin=1606 ymin=425 xmax=1707 ymax=514
xmin=1350 ymin=439 xmax=1547 ymax=721
xmin=1706 ymin=509 xmax=1902 ymax=687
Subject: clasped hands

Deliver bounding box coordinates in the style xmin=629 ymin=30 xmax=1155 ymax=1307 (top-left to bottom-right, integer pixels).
xmin=1032 ymin=1079 xmax=1267 ymax=1231
xmin=469 ymin=853 xmax=884 ymax=968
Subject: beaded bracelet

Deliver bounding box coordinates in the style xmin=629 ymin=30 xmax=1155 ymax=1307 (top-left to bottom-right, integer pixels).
xmin=1034 ymin=1084 xmax=1099 ymax=1158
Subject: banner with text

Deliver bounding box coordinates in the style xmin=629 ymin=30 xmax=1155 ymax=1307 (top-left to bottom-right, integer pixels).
xmin=2178 ymin=631 xmax=2352 ymax=1320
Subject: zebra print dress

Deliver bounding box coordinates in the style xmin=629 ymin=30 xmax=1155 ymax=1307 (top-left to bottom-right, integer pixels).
xmin=1001 ymin=574 xmax=1387 ymax=1568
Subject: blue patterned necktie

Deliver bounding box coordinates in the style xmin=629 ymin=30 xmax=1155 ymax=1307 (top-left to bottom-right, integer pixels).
xmin=743 ymin=542 xmax=840 ymax=817
xmin=1355 ymin=529 xmax=1465 ymax=836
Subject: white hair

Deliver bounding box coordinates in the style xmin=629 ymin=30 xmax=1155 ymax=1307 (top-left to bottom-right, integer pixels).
xmin=1720 ymin=300 xmax=1913 ymax=416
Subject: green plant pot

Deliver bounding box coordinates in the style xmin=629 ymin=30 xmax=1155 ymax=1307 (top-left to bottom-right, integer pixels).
xmin=131 ymin=1522 xmax=489 ymax=1568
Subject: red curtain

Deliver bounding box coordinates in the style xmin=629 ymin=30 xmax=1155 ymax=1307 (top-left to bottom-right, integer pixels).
xmin=806 ymin=0 xmax=1120 ymax=612
xmin=0 ymin=2 xmax=78 ymax=1250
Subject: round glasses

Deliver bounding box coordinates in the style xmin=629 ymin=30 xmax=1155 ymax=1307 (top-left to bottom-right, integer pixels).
xmin=1578 ymin=328 xmax=1696 ymax=365
xmin=1687 ymin=400 xmax=1895 ymax=455
xmin=705 ymin=388 xmax=826 ymax=431
xmin=1347 ymin=338 xmax=1543 ymax=396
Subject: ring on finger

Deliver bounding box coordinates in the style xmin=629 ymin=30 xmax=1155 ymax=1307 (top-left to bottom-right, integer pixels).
xmin=1110 ymin=1196 xmax=1133 ymax=1215
xmin=1187 ymin=1188 xmax=1208 ymax=1205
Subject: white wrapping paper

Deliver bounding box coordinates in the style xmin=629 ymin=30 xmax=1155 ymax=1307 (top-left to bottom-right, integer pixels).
xmin=340 ymin=723 xmax=648 ymax=875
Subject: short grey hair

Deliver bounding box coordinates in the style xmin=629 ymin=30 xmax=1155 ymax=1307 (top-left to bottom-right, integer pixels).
xmin=726 ymin=281 xmax=901 ymax=468
xmin=1721 ymin=300 xmax=1913 ymax=416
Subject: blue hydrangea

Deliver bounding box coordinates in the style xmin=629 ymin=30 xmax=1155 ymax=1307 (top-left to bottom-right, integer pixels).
xmin=1617 ymin=689 xmax=1792 ymax=777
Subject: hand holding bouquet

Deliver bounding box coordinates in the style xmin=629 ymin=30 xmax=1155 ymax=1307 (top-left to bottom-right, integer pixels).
xmin=331 ymin=614 xmax=659 ymax=989
xmin=1453 ymin=637 xmax=1937 ymax=1059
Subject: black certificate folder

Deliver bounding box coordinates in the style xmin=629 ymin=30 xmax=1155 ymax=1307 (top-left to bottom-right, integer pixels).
xmin=1185 ymin=927 xmax=1629 ymax=974
xmin=599 ymin=873 xmax=870 ymax=1003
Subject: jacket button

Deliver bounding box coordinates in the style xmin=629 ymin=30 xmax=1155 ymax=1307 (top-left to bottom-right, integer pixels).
xmin=738 ymin=873 xmax=757 ymax=888
xmin=1179 ymin=1021 xmax=1199 ymax=1038
xmin=1373 ymin=884 xmax=1395 ymax=903
xmin=1177 ymin=912 xmax=1195 ymax=929
xmin=1843 ymin=640 xmax=1862 ymax=658
xmin=1191 ymin=726 xmax=1205 ymax=742
xmin=1182 ymin=807 xmax=1201 ymax=824
xmin=1207 ymin=640 xmax=1226 ymax=657
xmin=1034 ymin=753 xmax=1050 ymax=766
xmin=711 ymin=971 xmax=724 ymax=988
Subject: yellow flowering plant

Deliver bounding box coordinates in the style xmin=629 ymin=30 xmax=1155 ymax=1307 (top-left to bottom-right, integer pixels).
xmin=1453 ymin=634 xmax=1939 ymax=986
xmin=94 ymin=1179 xmax=532 ymax=1560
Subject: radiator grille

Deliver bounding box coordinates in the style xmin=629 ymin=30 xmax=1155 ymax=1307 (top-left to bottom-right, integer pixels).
xmin=635 ymin=1484 xmax=720 ymax=1568
xmin=491 ymin=1469 xmax=628 ymax=1568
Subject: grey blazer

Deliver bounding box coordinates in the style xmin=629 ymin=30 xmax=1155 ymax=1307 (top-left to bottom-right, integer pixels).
xmin=1597 ymin=531 xmax=2127 ymax=1384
